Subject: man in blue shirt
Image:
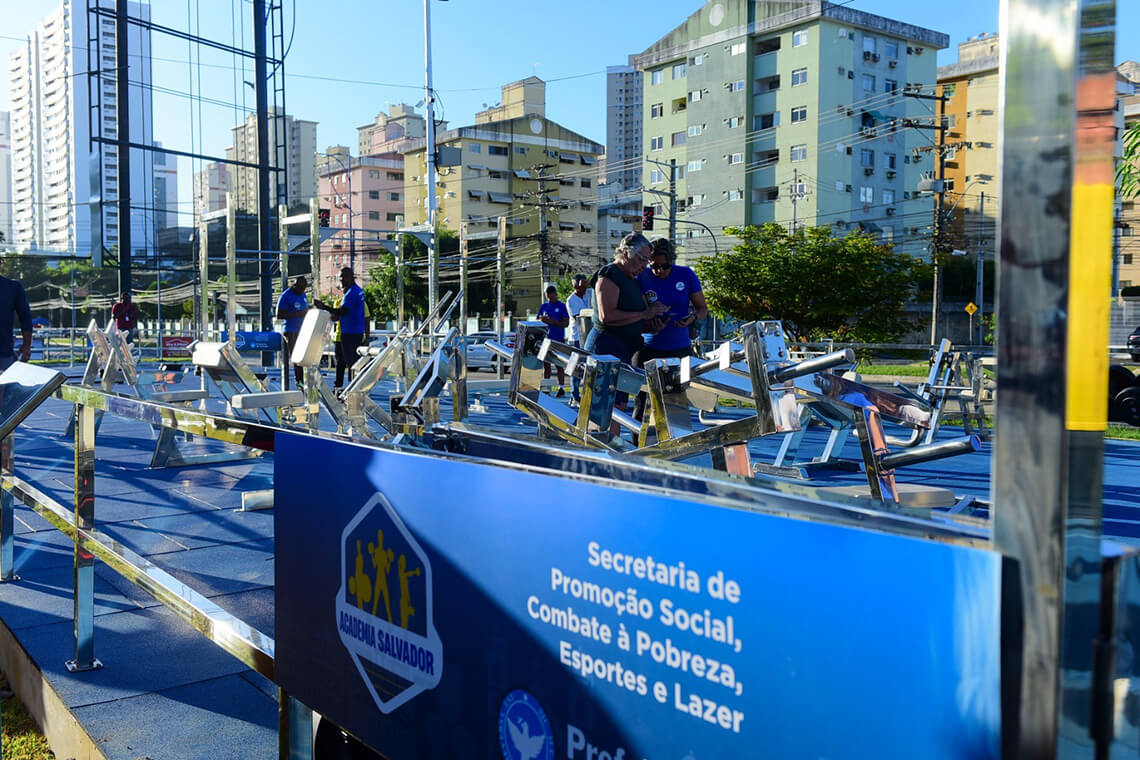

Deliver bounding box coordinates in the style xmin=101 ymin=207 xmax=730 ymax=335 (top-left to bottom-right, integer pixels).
xmin=0 ymin=275 xmax=32 ymax=371
xmin=316 ymin=268 xmax=368 ymax=389
xmin=537 ymin=284 xmax=570 ymax=397
xmin=275 ymin=275 xmax=309 ymax=387
xmin=634 ymin=238 xmax=708 ymax=422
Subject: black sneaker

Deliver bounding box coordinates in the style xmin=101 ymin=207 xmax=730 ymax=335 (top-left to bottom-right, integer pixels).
xmin=555 ymin=387 xmax=566 ymax=398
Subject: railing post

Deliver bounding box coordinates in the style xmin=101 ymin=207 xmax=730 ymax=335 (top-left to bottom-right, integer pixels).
xmin=0 ymin=434 xmax=17 ymax=582
xmin=67 ymin=402 xmax=102 ymax=672
xmin=278 ymin=688 xmax=313 ymax=760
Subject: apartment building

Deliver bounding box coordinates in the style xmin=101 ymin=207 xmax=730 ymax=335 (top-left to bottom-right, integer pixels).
xmin=403 ymin=77 xmax=603 ymax=308
xmin=192 ymin=162 xmax=233 ymax=221
xmin=1119 ymin=65 xmax=1140 ymax=296
xmin=632 ymin=0 xmax=946 ymax=261
xmin=599 ymin=64 xmax=643 ymax=256
xmin=358 ymin=104 xmax=427 ymax=158
xmin=152 ymin=141 xmax=178 ymax=231
xmin=937 ymin=34 xmax=999 ymax=265
xmin=8 ymin=0 xmax=154 ymax=255
xmin=315 ymin=153 xmax=406 ymax=294
xmin=225 ymin=109 xmax=317 ymax=213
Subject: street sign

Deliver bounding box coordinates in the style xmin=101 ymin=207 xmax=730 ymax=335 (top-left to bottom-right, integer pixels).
xmin=965 ymin=302 xmax=978 ymax=315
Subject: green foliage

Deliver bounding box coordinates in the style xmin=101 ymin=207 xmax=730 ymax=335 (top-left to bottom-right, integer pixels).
xmin=362 ymin=249 xmax=427 ymax=322
xmin=3 ymin=695 xmax=56 ymax=759
xmin=1118 ymin=121 xmax=1140 ymax=200
xmin=552 ymin=273 xmax=575 ymax=302
xmin=694 ymin=223 xmax=926 ymax=341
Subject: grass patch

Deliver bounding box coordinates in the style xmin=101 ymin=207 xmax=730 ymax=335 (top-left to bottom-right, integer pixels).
xmin=856 ymin=362 xmax=932 ymax=377
xmin=2 ymin=696 xmax=55 ymax=759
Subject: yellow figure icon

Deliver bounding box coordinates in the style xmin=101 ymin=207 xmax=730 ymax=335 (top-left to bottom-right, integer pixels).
xmin=368 ymin=529 xmax=395 ymax=623
xmin=347 ymin=540 xmax=372 ymax=610
xmin=398 ymin=554 xmax=421 ymax=630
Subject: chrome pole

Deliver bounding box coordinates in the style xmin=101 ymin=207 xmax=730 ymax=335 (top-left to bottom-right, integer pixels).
xmin=0 ymin=434 xmax=16 ymax=581
xmin=67 ymin=402 xmax=102 ymax=672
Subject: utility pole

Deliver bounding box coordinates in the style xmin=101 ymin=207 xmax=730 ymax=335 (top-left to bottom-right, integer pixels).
xmin=788 ymin=169 xmax=809 ymax=232
xmin=459 ymin=222 xmax=468 ymax=334
xmin=668 ymin=158 xmax=677 ymax=242
xmin=901 ymin=87 xmax=950 ymax=343
xmin=396 ymin=233 xmax=405 ymax=331
xmin=423 ymin=0 xmax=439 ymax=314
xmin=975 ymin=191 xmax=985 ymax=345
xmin=496 ymin=216 xmax=506 ymax=379
xmin=527 ymin=163 xmax=556 ymax=287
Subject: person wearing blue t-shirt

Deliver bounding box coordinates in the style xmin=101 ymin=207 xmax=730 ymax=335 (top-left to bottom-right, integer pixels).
xmin=315 ymin=267 xmax=369 ymax=389
xmin=536 ymin=284 xmax=570 ymax=397
xmin=634 ymin=237 xmax=708 ymax=422
xmin=275 ymin=276 xmax=310 ymax=386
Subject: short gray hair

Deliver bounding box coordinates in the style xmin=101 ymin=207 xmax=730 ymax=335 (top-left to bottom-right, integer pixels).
xmin=615 ymin=232 xmax=650 ymax=264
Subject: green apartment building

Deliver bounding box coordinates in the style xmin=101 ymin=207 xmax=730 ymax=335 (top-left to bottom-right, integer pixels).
xmin=632 ymin=0 xmax=948 ymax=260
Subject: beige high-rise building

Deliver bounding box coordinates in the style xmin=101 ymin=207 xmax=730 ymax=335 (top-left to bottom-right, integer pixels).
xmin=192 ymin=162 xmax=233 ymax=221
xmin=224 ymin=110 xmax=317 ymax=213
xmin=403 ymin=77 xmax=603 ymax=309
xmin=936 ymin=34 xmax=1000 ymax=263
xmin=357 ymin=104 xmax=426 ymax=157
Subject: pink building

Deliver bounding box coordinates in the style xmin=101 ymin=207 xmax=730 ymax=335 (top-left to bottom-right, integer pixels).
xmin=315 ymin=153 xmax=406 ymax=296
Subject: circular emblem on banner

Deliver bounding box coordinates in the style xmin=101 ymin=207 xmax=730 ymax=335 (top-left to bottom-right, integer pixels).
xmin=499 ymin=689 xmax=553 ymax=760
xmin=675 ymin=281 xmax=686 ymax=291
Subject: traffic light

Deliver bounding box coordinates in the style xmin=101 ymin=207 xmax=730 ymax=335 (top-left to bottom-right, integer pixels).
xmin=318 ymin=208 xmax=330 ymax=228
xmin=642 ymin=206 xmax=654 ymax=231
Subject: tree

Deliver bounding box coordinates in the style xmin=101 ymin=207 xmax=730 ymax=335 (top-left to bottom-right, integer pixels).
xmin=694 ymin=223 xmax=927 ymax=341
xmin=1118 ymin=121 xmax=1140 ymax=200
xmin=362 ymin=248 xmax=427 ymax=323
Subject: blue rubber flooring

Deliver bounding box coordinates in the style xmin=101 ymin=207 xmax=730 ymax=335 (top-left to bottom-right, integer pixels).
xmin=0 ymin=366 xmax=1137 ymax=759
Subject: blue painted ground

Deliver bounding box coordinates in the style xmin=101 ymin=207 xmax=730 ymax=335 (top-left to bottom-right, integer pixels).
xmin=1 ymin=364 xmax=1137 ymax=758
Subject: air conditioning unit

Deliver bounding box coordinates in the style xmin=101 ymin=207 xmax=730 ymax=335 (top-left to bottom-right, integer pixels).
xmin=889 ymin=60 xmax=898 ymax=68
xmin=845 ymin=184 xmax=852 ymax=192
xmin=846 ymin=146 xmax=853 ymax=155
xmin=886 ymin=207 xmax=896 ymax=215
xmin=863 ymin=50 xmax=875 ymax=61
xmin=864 ymin=167 xmax=875 ymax=176
xmin=906 ymin=46 xmax=914 ymax=54
xmin=873 ymin=53 xmax=881 ymax=62
xmin=904 ymin=191 xmax=912 ymax=200
xmin=915 ymin=47 xmax=924 ymax=55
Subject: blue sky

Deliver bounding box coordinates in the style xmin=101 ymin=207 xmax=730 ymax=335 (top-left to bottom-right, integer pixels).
xmin=2 ymin=0 xmax=1138 ymax=226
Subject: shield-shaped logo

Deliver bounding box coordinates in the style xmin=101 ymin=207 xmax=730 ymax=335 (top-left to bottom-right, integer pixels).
xmin=335 ymin=491 xmax=443 ymax=713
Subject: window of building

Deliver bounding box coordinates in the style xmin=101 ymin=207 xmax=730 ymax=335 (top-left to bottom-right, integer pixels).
xmin=791 ymin=68 xmax=808 ymax=86
xmin=689 ymin=90 xmax=702 ymax=102
xmin=651 ymin=69 xmax=664 ymax=85
xmin=946 ymin=145 xmax=957 ymax=161
xmin=882 ymin=189 xmax=896 ymax=205
xmin=673 ymin=63 xmax=687 ymax=79
xmin=730 ymin=79 xmax=746 ymax=92
xmin=672 ymin=131 xmax=687 ymax=146
xmin=730 ymin=42 xmax=746 ymax=56
xmin=793 ymin=30 xmax=808 ymax=47
xmin=885 ymin=40 xmax=900 ymax=59
xmin=790 ymin=144 xmax=807 ymax=161
xmin=1123 ymin=253 xmax=1133 ymax=264
xmin=860 ymin=186 xmax=873 ymax=203
xmin=368 ymin=211 xmax=380 ymax=220
xmin=688 ymin=124 xmax=703 ymax=137
xmin=689 ymin=194 xmax=705 ymax=206
xmin=727 ymin=189 xmax=743 ymax=201
xmin=729 ymin=153 xmax=744 ymax=165
xmin=368 ymin=170 xmax=380 ymax=179
xmin=863 ymin=35 xmax=877 ymax=53
xmin=387 ymin=191 xmax=401 ymax=201
xmin=516 ymin=147 xmax=527 ymax=155
xmin=387 ymin=213 xmax=400 ymax=222
xmin=581 ymin=178 xmax=592 ymax=188
xmin=863 ymin=74 xmax=876 ymax=91
xmin=885 ymin=78 xmax=898 ymax=94
xmin=886 ymin=153 xmax=897 ymax=169
xmin=861 ymin=149 xmax=874 ymax=167
xmin=387 ymin=171 xmax=403 ymax=181
xmin=691 ymin=53 xmax=706 ymax=65
xmin=488 ymin=145 xmax=508 ymax=156
xmin=651 ymin=136 xmax=664 ymax=151
xmin=943 ymin=83 xmax=957 ymax=98
xmin=651 ymin=103 xmax=664 ymax=118
xmin=790 ymin=106 xmax=807 ymax=123
xmin=687 ymin=160 xmax=703 ymax=172
xmin=944 ymin=178 xmax=956 ymax=192
xmin=469 ymin=143 xmax=481 ymax=153
xmin=650 ymin=169 xmax=664 ymax=183
xmin=369 ymin=190 xmax=380 ymax=199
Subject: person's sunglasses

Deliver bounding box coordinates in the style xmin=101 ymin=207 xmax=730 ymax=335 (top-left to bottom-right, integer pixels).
xmin=650 ymin=262 xmax=671 ymax=271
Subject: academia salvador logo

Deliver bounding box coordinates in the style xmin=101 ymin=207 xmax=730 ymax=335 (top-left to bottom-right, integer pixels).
xmin=335 ymin=491 xmax=442 ymax=713
xmin=499 ymin=689 xmax=554 ymax=760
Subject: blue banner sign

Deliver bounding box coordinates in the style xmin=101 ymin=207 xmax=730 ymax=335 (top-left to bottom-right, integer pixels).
xmin=275 ymin=433 xmax=1002 ymax=759
xmin=220 ymin=331 xmax=282 ymax=352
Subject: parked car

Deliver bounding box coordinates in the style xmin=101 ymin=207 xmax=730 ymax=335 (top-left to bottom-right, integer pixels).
xmin=1129 ymin=325 xmax=1140 ymax=362
xmin=463 ymin=332 xmax=515 ymax=371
